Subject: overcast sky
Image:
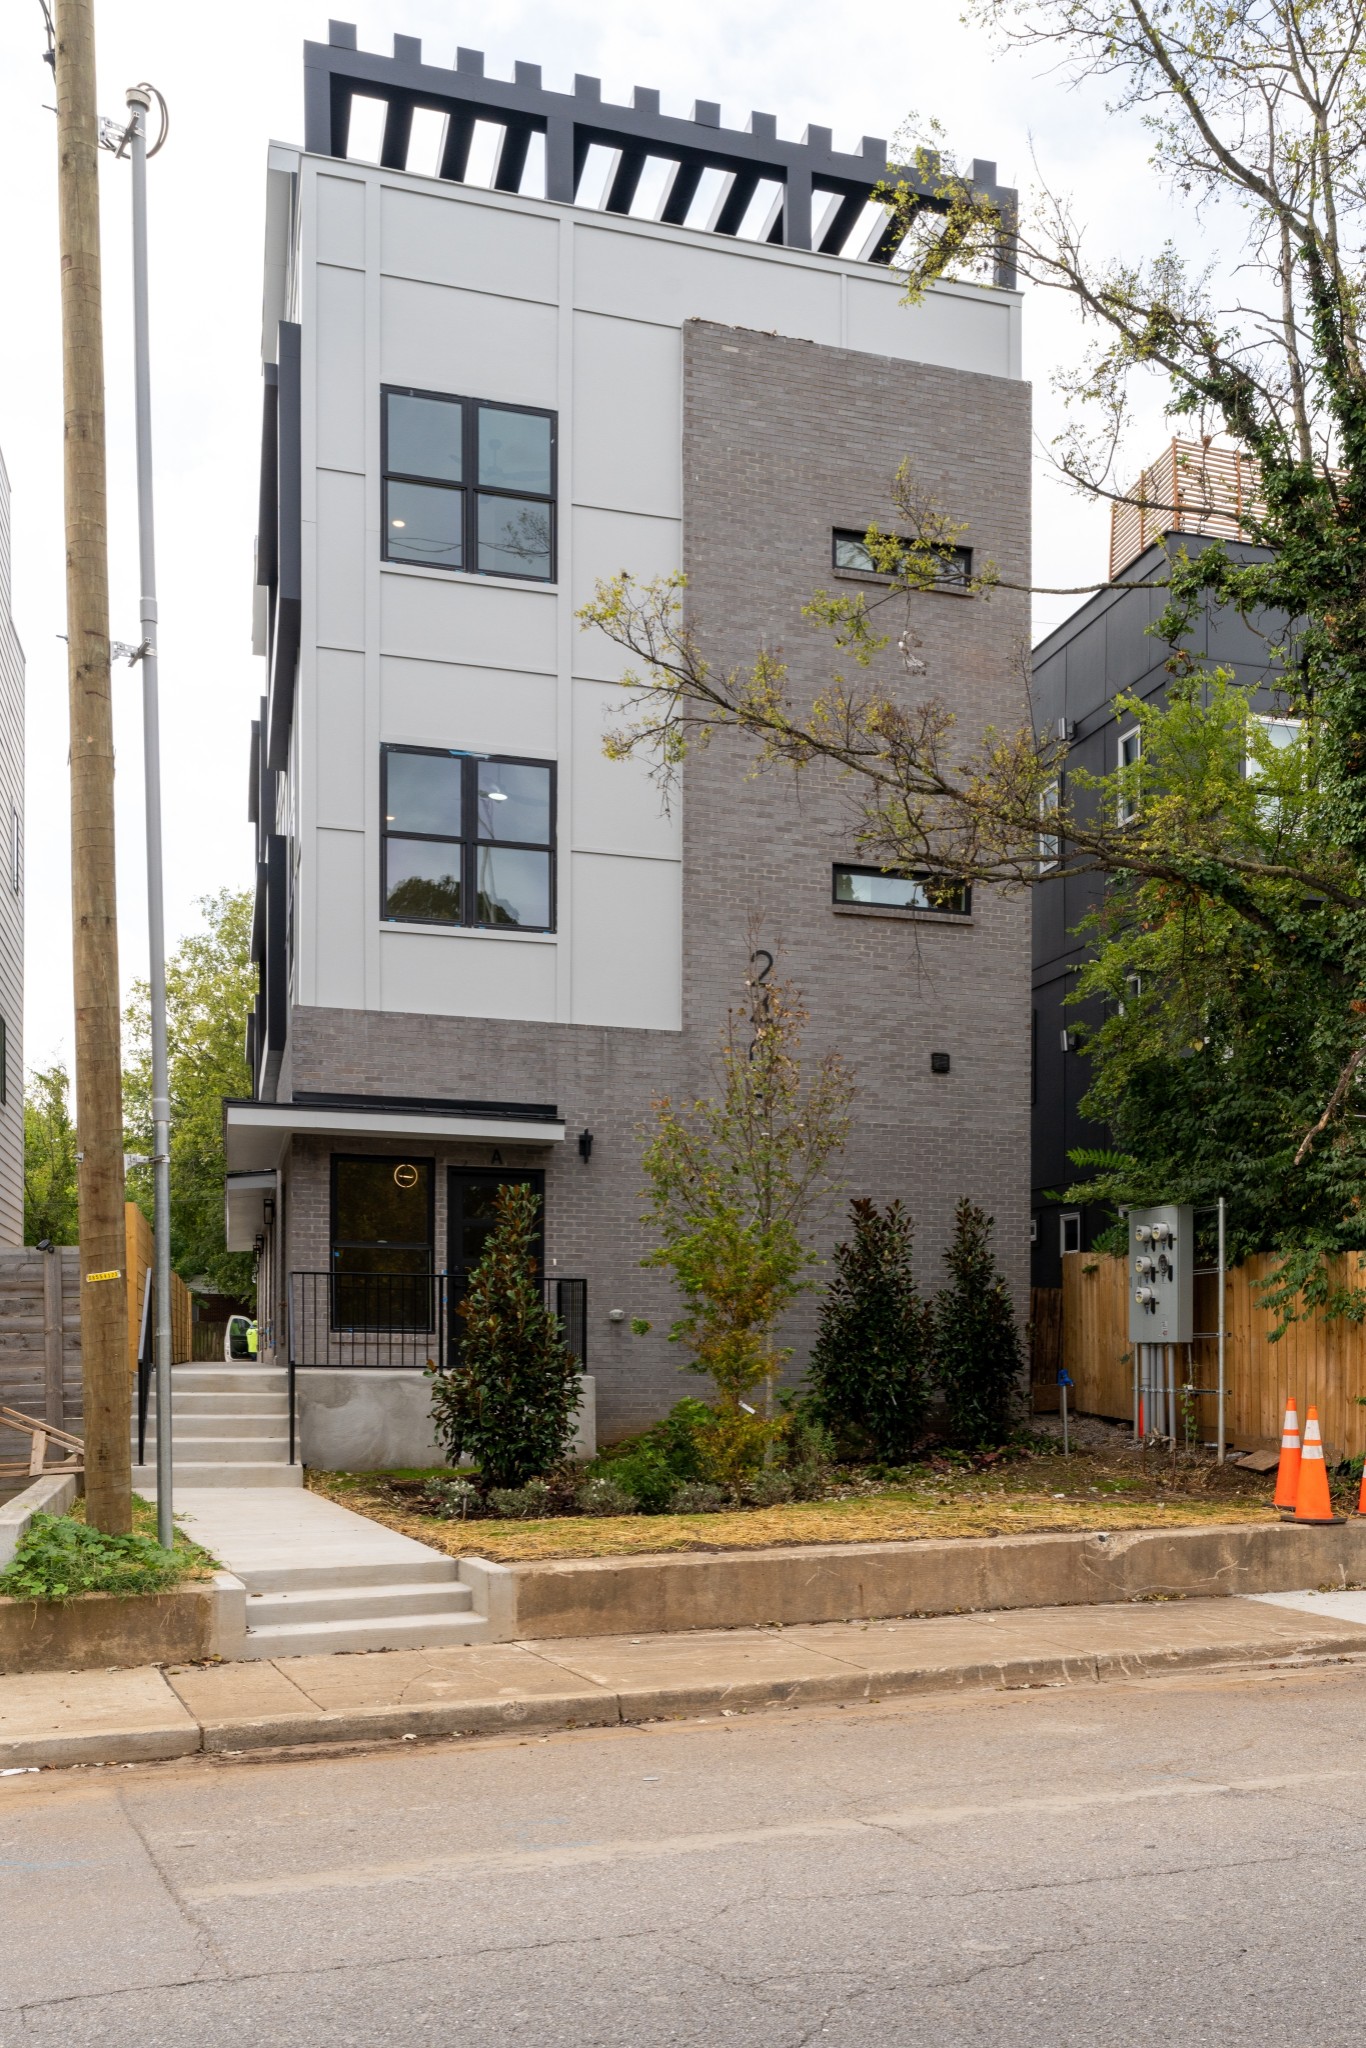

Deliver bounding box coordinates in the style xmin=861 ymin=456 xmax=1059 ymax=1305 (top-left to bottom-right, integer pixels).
xmin=0 ymin=0 xmax=1180 ymax=1076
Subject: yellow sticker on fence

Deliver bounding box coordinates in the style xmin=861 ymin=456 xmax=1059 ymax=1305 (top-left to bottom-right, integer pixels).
xmin=85 ymin=1268 xmax=122 ymax=1283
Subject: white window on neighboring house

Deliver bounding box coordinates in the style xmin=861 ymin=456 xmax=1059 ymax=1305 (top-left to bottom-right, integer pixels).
xmin=1039 ymin=779 xmax=1060 ymax=868
xmin=1117 ymin=727 xmax=1141 ymax=824
xmin=1118 ymin=971 xmax=1142 ymax=1015
xmin=1060 ymin=1210 xmax=1082 ymax=1255
xmin=1245 ymin=713 xmax=1303 ymax=823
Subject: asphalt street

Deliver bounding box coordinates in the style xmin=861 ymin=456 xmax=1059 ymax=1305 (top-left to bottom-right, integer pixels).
xmin=4 ymin=1658 xmax=1366 ymax=2045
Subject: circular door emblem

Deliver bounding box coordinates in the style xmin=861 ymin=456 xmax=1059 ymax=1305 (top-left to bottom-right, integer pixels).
xmin=393 ymin=1163 xmax=420 ymax=1190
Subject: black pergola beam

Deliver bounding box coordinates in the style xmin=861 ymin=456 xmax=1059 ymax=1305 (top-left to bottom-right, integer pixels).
xmin=302 ymin=26 xmax=1018 ymax=283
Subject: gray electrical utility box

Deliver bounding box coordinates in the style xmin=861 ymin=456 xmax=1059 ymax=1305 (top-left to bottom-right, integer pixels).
xmin=1127 ymin=1204 xmax=1194 ymax=1344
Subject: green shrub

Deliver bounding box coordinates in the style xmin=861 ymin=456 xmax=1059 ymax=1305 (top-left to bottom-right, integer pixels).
xmin=807 ymin=1199 xmax=934 ymax=1461
xmin=740 ymin=1469 xmax=795 ymax=1508
xmin=0 ymin=1512 xmax=194 ymax=1603
xmin=596 ymin=1397 xmax=721 ymax=1511
xmin=575 ymin=1475 xmax=636 ymax=1517
xmin=421 ymin=1476 xmax=480 ymax=1519
xmin=487 ymin=1480 xmax=557 ymax=1520
xmin=934 ymin=1199 xmax=1025 ymax=1448
xmin=668 ymin=1481 xmax=729 ymax=1514
xmin=429 ymin=1183 xmax=583 ymax=1490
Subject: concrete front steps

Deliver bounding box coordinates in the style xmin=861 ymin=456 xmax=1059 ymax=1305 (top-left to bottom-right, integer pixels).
xmin=132 ymin=1366 xmax=301 ymax=1491
xmin=153 ymin=1486 xmax=488 ymax=1659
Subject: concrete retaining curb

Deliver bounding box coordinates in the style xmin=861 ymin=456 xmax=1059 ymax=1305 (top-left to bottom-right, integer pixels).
xmin=461 ymin=1521 xmax=1366 ymax=1639
xmin=0 ymin=1573 xmax=245 ymax=1673
xmin=0 ymin=1473 xmax=80 ymax=1571
xmin=4 ymin=1595 xmax=1366 ymax=1770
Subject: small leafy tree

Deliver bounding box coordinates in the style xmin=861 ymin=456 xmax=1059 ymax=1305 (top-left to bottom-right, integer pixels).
xmin=429 ymin=1182 xmax=582 ymax=1490
xmin=640 ymin=952 xmax=853 ymax=1458
xmin=23 ymin=1063 xmax=79 ymax=1245
xmin=807 ymin=1200 xmax=933 ymax=1461
xmin=123 ymin=889 xmax=255 ymax=1295
xmin=934 ymin=1199 xmax=1024 ymax=1448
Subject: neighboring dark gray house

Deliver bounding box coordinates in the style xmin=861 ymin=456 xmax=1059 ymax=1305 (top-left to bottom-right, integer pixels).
xmin=1030 ymin=441 xmax=1288 ymax=1287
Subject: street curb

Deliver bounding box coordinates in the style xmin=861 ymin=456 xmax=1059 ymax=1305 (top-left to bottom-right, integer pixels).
xmin=8 ymin=1630 xmax=1366 ymax=1770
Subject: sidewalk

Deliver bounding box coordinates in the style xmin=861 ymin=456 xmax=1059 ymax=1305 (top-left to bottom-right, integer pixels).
xmin=5 ymin=1592 xmax=1366 ymax=1770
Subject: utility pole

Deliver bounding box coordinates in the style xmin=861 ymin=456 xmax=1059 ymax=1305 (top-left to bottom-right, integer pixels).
xmin=124 ymin=82 xmax=174 ymax=1548
xmin=54 ymin=0 xmax=131 ymax=1532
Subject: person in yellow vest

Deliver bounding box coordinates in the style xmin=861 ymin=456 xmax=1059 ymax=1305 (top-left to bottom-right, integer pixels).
xmin=246 ymin=1320 xmax=259 ymax=1357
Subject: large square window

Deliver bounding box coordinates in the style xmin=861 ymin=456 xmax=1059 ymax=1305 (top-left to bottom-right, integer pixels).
xmin=382 ymin=387 xmax=556 ymax=581
xmin=382 ymin=746 xmax=556 ymax=932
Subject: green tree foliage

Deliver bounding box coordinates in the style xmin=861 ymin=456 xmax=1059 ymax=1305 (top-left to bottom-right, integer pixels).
xmin=934 ymin=1200 xmax=1024 ymax=1448
xmin=23 ymin=1063 xmax=79 ymax=1245
xmin=639 ymin=955 xmax=853 ymax=1460
xmin=123 ymin=889 xmax=255 ymax=1296
xmin=806 ymin=1199 xmax=933 ymax=1460
xmin=429 ymin=1181 xmax=583 ymax=1490
xmin=580 ymin=0 xmax=1366 ymax=1309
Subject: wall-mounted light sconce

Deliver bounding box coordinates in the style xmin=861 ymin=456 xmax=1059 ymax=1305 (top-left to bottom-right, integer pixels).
xmin=578 ymin=1129 xmax=594 ymax=1163
xmin=608 ymin=1308 xmax=625 ymax=1323
xmin=262 ymin=1196 xmax=276 ymax=1227
xmin=930 ymin=1051 xmax=951 ymax=1075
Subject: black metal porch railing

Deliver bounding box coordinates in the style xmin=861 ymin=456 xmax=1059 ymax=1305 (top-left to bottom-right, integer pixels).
xmin=285 ymin=1270 xmax=588 ymax=1464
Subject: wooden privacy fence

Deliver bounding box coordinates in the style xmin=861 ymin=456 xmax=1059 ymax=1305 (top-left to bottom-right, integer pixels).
xmin=122 ymin=1203 xmax=193 ymax=1373
xmin=1058 ymin=1249 xmax=1366 ymax=1457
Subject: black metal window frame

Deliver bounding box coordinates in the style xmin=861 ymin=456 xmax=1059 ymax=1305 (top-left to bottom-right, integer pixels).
xmin=381 ymin=744 xmax=558 ymax=933
xmin=328 ymin=1151 xmax=436 ymax=1332
xmin=381 ymin=384 xmax=557 ymax=582
xmin=831 ymin=528 xmax=973 ymax=588
xmin=831 ymin=863 xmax=972 ymax=916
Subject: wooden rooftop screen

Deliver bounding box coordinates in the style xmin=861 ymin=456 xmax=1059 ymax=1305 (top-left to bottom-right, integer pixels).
xmin=1109 ymin=439 xmax=1264 ymax=579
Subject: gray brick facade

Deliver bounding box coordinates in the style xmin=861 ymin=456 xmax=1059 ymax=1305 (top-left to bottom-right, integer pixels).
xmin=275 ymin=320 xmax=1031 ymax=1441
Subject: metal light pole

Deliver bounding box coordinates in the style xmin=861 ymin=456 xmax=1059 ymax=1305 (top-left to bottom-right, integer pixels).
xmin=124 ymin=82 xmax=174 ymax=1547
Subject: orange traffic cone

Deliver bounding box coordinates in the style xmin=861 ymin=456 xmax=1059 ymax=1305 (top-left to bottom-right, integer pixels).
xmin=1274 ymin=1398 xmax=1301 ymax=1512
xmin=1357 ymin=1458 xmax=1366 ymax=1518
xmin=1294 ymin=1408 xmax=1341 ymax=1524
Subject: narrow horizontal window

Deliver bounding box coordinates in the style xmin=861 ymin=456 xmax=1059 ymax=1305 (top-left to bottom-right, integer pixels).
xmin=382 ymin=745 xmax=556 ymax=932
xmin=832 ymin=864 xmax=970 ymax=915
xmin=832 ymin=528 xmax=972 ymax=586
xmin=382 ymin=387 xmax=556 ymax=581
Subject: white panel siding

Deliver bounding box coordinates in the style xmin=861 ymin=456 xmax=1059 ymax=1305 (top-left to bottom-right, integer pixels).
xmin=571 ymin=315 xmax=681 ymax=517
xmin=314 ymin=650 xmax=366 ymax=828
xmin=379 ymin=929 xmax=557 ymax=1021
xmin=0 ymin=456 xmax=21 ymax=1244
xmin=381 ymin=657 xmax=557 ymax=757
xmin=380 ymin=279 xmax=558 ymax=406
xmin=570 ymin=680 xmax=680 ymax=861
xmin=315 ymin=173 xmax=366 ymax=268
xmin=379 ymin=573 xmax=557 ymax=671
xmin=314 ymin=266 xmax=367 ymax=472
xmin=288 ymin=159 xmax=1021 ymax=1038
xmin=313 ymin=829 xmax=367 ymax=1009
xmin=380 ymin=186 xmax=559 ymax=299
xmin=570 ymin=507 xmax=682 ymax=683
xmin=315 ymin=470 xmax=367 ymax=649
xmin=844 ymin=275 xmax=1018 ymax=379
xmin=572 ymin=222 xmax=842 ymax=340
xmin=570 ymin=853 xmax=682 ymax=1030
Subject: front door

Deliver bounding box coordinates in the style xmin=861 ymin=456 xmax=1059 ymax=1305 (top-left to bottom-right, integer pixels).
xmin=446 ymin=1168 xmax=545 ymax=1359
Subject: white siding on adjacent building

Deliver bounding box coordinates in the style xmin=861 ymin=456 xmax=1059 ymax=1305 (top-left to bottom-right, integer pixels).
xmin=0 ymin=453 xmax=24 ymax=1244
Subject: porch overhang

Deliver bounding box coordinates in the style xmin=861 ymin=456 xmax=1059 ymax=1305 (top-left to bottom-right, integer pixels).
xmin=225 ymin=1169 xmax=278 ymax=1253
xmin=223 ymin=1095 xmax=567 ymax=1172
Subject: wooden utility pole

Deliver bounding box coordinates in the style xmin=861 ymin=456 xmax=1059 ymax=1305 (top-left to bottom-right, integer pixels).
xmin=54 ymin=0 xmax=130 ymax=1531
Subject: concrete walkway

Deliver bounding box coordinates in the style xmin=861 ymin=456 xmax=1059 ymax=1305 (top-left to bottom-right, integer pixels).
xmin=170 ymin=1487 xmax=485 ymax=1657
xmin=6 ymin=1593 xmax=1366 ymax=1770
